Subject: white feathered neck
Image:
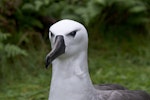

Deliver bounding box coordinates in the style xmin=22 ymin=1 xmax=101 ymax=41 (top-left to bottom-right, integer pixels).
xmin=49 ymin=49 xmax=98 ymax=100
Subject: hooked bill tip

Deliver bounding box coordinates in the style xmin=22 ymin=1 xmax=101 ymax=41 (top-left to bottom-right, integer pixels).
xmin=45 ymin=56 xmax=51 ymax=69
xmin=45 ymin=63 xmax=49 ymax=69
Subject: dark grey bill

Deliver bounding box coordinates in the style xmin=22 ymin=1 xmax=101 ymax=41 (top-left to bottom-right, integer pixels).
xmin=45 ymin=35 xmax=65 ymax=69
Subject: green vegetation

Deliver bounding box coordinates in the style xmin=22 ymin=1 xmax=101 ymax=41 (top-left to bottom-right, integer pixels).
xmin=0 ymin=0 xmax=150 ymax=99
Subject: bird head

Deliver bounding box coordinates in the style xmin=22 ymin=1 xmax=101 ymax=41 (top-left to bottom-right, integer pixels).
xmin=45 ymin=19 xmax=88 ymax=68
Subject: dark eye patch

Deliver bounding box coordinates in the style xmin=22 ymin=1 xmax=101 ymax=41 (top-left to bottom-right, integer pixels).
xmin=50 ymin=32 xmax=54 ymax=37
xmin=67 ymin=30 xmax=77 ymax=37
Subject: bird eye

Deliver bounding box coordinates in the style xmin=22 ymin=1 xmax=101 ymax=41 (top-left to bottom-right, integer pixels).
xmin=67 ymin=30 xmax=77 ymax=37
xmin=50 ymin=32 xmax=54 ymax=37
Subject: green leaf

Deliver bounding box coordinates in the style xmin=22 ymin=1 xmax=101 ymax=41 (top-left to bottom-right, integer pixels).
xmin=129 ymin=6 xmax=147 ymax=13
xmin=95 ymin=0 xmax=106 ymax=6
xmin=44 ymin=0 xmax=50 ymax=5
xmin=4 ymin=44 xmax=28 ymax=57
xmin=34 ymin=0 xmax=43 ymax=11
xmin=0 ymin=32 xmax=11 ymax=41
xmin=0 ymin=43 xmax=3 ymax=50
xmin=31 ymin=19 xmax=43 ymax=29
xmin=22 ymin=3 xmax=35 ymax=11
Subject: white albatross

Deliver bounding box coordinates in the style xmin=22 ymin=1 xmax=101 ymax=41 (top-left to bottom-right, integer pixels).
xmin=45 ymin=19 xmax=150 ymax=100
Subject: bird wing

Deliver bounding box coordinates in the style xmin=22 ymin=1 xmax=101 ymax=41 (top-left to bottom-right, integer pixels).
xmin=98 ymin=90 xmax=150 ymax=100
xmin=94 ymin=84 xmax=127 ymax=90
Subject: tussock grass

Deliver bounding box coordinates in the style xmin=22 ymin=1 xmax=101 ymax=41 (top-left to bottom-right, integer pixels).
xmin=89 ymin=34 xmax=150 ymax=91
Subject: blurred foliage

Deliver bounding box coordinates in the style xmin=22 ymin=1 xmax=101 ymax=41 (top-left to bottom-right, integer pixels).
xmin=0 ymin=0 xmax=149 ymax=72
xmin=0 ymin=0 xmax=149 ymax=33
xmin=0 ymin=31 xmax=28 ymax=83
xmin=0 ymin=32 xmax=27 ymax=58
